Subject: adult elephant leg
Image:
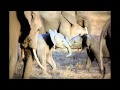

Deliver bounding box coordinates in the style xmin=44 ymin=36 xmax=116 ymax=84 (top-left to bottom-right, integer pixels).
xmin=50 ymin=56 xmax=56 ymax=72
xmin=9 ymin=11 xmax=21 ymax=79
xmin=97 ymin=58 xmax=105 ymax=79
xmin=85 ymin=49 xmax=93 ymax=71
xmin=22 ymin=49 xmax=33 ymax=79
xmin=17 ymin=43 xmax=21 ymax=60
xmin=95 ymin=50 xmax=105 ymax=79
xmin=9 ymin=46 xmax=18 ymax=79
xmin=47 ymin=50 xmax=56 ymax=72
xmin=40 ymin=53 xmax=48 ymax=75
xmin=106 ymin=37 xmax=111 ymax=58
xmin=86 ymin=56 xmax=92 ymax=71
xmin=36 ymin=47 xmax=47 ymax=75
xmin=99 ymin=18 xmax=111 ymax=79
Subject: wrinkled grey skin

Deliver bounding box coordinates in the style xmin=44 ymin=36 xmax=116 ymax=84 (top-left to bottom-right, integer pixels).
xmin=100 ymin=18 xmax=111 ymax=65
xmin=39 ymin=11 xmax=61 ymax=33
xmin=69 ymin=34 xmax=110 ymax=78
xmin=60 ymin=11 xmax=89 ymax=39
xmin=39 ymin=11 xmax=90 ymax=39
xmin=100 ymin=18 xmax=112 ymax=57
xmin=9 ymin=11 xmax=42 ymax=79
xmin=36 ymin=30 xmax=72 ymax=75
xmin=76 ymin=11 xmax=91 ymax=34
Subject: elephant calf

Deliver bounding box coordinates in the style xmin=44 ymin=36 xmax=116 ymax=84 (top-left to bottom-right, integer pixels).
xmin=34 ymin=30 xmax=72 ymax=75
xmin=69 ymin=34 xmax=110 ymax=78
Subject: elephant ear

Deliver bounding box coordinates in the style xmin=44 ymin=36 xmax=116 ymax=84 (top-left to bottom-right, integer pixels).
xmin=62 ymin=11 xmax=77 ymax=25
xmin=24 ymin=11 xmax=33 ymax=27
xmin=81 ymin=34 xmax=90 ymax=49
xmin=48 ymin=29 xmax=56 ymax=45
xmin=24 ymin=11 xmax=35 ymax=27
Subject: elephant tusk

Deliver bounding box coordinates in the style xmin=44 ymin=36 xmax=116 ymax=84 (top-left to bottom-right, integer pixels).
xmin=85 ymin=27 xmax=88 ymax=34
xmin=33 ymin=49 xmax=45 ymax=70
xmin=66 ymin=53 xmax=72 ymax=57
xmin=66 ymin=46 xmax=72 ymax=57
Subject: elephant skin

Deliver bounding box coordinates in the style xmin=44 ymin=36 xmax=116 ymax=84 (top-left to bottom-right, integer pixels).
xmin=39 ymin=11 xmax=90 ymax=40
xmin=69 ymin=34 xmax=110 ymax=78
xmin=60 ymin=11 xmax=89 ymax=39
xmin=9 ymin=11 xmax=42 ymax=79
xmin=99 ymin=18 xmax=111 ymax=74
xmin=39 ymin=11 xmax=61 ymax=33
xmin=35 ymin=30 xmax=72 ymax=75
xmin=76 ymin=11 xmax=91 ymax=34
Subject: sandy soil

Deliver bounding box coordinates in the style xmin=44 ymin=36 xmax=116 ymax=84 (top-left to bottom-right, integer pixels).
xmin=14 ymin=49 xmax=111 ymax=79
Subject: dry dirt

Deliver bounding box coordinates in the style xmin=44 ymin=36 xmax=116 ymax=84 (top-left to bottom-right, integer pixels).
xmin=14 ymin=49 xmax=111 ymax=79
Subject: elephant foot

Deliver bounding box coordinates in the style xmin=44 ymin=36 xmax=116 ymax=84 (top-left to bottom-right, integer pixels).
xmin=85 ymin=65 xmax=90 ymax=71
xmin=85 ymin=59 xmax=92 ymax=71
xmin=42 ymin=71 xmax=49 ymax=76
xmin=50 ymin=69 xmax=57 ymax=75
xmin=100 ymin=67 xmax=105 ymax=79
xmin=15 ymin=60 xmax=24 ymax=73
xmin=85 ymin=68 xmax=90 ymax=72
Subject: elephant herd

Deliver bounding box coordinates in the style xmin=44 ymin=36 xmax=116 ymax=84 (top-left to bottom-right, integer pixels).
xmin=9 ymin=11 xmax=111 ymax=79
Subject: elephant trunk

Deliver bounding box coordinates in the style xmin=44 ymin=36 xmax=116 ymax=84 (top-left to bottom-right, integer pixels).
xmin=66 ymin=45 xmax=72 ymax=57
xmin=64 ymin=41 xmax=72 ymax=57
xmin=33 ymin=49 xmax=45 ymax=70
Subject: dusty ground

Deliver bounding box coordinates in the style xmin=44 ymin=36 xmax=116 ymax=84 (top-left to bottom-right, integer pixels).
xmin=14 ymin=49 xmax=111 ymax=79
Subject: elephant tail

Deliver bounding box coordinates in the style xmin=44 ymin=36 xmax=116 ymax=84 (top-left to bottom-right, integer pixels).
xmin=99 ymin=38 xmax=105 ymax=79
xmin=100 ymin=66 xmax=105 ymax=79
xmin=99 ymin=30 xmax=105 ymax=78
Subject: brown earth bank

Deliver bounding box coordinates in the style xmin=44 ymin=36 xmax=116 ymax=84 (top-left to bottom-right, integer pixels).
xmin=14 ymin=48 xmax=111 ymax=79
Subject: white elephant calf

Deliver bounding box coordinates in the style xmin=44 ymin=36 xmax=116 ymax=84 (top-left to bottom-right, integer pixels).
xmin=34 ymin=29 xmax=72 ymax=75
